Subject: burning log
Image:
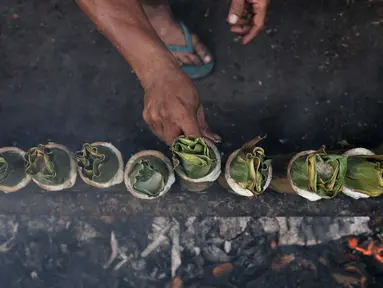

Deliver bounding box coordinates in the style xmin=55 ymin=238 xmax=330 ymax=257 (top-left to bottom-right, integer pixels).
xmin=348 ymin=238 xmax=383 ymax=264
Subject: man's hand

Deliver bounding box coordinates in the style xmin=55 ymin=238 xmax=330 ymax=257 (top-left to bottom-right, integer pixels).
xmin=143 ymin=71 xmax=220 ymax=145
xmin=76 ymin=0 xmax=220 ymax=145
xmin=228 ymin=0 xmax=270 ymax=45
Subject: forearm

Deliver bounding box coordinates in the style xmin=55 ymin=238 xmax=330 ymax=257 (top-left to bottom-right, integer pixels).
xmin=76 ymin=0 xmax=181 ymax=88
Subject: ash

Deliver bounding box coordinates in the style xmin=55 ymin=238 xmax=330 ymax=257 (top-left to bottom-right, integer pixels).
xmin=0 ymin=215 xmax=382 ymax=288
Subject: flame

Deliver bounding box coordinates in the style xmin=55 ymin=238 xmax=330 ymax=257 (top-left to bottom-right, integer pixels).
xmin=348 ymin=237 xmax=383 ymax=264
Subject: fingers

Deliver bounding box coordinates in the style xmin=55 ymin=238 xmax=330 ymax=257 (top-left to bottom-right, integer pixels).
xmin=162 ymin=123 xmax=182 ymax=145
xmin=230 ymin=24 xmax=251 ymax=35
xmin=242 ymin=1 xmax=268 ymax=45
xmin=143 ymin=109 xmax=163 ymax=139
xmin=228 ymin=0 xmax=269 ymax=45
xmin=144 ymin=109 xmax=182 ymax=145
xmin=197 ymin=105 xmax=222 ymax=143
xmin=179 ymin=113 xmax=202 ymax=138
xmin=228 ymin=0 xmax=246 ymax=24
xmin=144 ymin=104 xmax=221 ymax=145
xmin=242 ymin=17 xmax=264 ymax=45
xmin=233 ymin=16 xmax=252 ymax=26
xmin=230 ymin=11 xmax=252 ymax=36
xmin=149 ymin=122 xmax=165 ymax=142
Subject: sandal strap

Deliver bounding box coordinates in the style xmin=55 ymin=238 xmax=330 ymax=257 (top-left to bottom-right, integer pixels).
xmin=167 ymin=22 xmax=193 ymax=53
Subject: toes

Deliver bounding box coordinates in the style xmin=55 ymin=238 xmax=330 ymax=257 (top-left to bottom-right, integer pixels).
xmin=174 ymin=53 xmax=201 ymax=66
xmin=187 ymin=54 xmax=202 ymax=66
xmin=171 ymin=33 xmax=211 ymax=66
xmin=176 ymin=54 xmax=194 ymax=66
xmin=192 ymin=35 xmax=211 ymax=64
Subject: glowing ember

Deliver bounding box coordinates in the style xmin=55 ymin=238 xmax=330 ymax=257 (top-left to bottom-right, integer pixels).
xmin=348 ymin=238 xmax=383 ymax=264
xmin=212 ymin=263 xmax=233 ymax=277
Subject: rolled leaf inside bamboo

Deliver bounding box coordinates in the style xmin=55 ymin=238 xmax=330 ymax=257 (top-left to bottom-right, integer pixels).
xmin=287 ymin=146 xmax=347 ymax=201
xmin=224 ymin=136 xmax=272 ymax=198
xmin=342 ymin=148 xmax=383 ymax=199
xmin=171 ymin=136 xmax=221 ymax=192
xmin=75 ymin=142 xmax=124 ymax=188
xmin=125 ymin=150 xmax=175 ymax=199
xmin=25 ymin=143 xmax=77 ymax=191
xmin=0 ymin=147 xmax=31 ymax=193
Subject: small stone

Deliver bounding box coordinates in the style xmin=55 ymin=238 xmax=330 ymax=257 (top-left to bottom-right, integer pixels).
xmin=224 ymin=241 xmax=231 ymax=254
xmin=30 ymin=271 xmax=38 ymax=280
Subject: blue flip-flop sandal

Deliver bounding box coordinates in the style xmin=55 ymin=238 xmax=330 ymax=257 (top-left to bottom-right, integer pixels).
xmin=167 ymin=22 xmax=214 ymax=79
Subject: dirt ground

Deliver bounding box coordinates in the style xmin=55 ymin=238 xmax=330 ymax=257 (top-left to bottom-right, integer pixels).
xmin=1 ymin=0 xmax=383 ymax=216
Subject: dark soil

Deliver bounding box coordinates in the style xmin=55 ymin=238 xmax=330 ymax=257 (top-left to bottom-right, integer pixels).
xmin=0 ymin=0 xmax=383 ymax=213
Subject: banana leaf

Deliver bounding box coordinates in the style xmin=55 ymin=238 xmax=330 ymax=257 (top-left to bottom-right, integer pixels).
xmin=290 ymin=147 xmax=347 ymax=199
xmin=75 ymin=144 xmax=106 ymax=181
xmin=229 ymin=136 xmax=271 ymax=196
xmin=344 ymin=155 xmax=383 ymax=197
xmin=0 ymin=151 xmax=29 ymax=188
xmin=25 ymin=145 xmax=56 ymax=182
xmin=172 ymin=137 xmax=215 ymax=179
xmin=0 ymin=157 xmax=10 ymax=182
xmin=129 ymin=158 xmax=165 ymax=197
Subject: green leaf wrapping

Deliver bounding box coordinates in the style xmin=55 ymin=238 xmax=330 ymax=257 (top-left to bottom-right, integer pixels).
xmin=25 ymin=145 xmax=56 ymax=181
xmin=172 ymin=137 xmax=215 ymax=179
xmin=129 ymin=159 xmax=165 ymax=197
xmin=229 ymin=136 xmax=271 ymax=196
xmin=290 ymin=147 xmax=347 ymax=198
xmin=0 ymin=151 xmax=28 ymax=188
xmin=75 ymin=144 xmax=106 ymax=181
xmin=0 ymin=157 xmax=10 ymax=182
xmin=345 ymin=155 xmax=383 ymax=197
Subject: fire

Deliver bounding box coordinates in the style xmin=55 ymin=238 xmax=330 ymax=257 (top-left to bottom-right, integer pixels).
xmin=348 ymin=238 xmax=383 ymax=264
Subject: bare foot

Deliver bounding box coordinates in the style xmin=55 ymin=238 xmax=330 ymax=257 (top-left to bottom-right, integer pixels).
xmin=142 ymin=3 xmax=212 ymax=66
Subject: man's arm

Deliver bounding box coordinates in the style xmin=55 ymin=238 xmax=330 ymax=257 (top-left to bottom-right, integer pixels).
xmin=75 ymin=0 xmax=179 ymax=88
xmin=76 ymin=0 xmax=219 ymax=144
